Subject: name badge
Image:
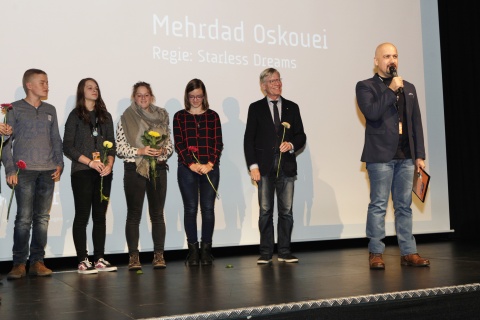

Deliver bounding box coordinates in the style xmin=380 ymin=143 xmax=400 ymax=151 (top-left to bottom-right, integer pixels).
xmin=92 ymin=151 xmax=101 ymax=162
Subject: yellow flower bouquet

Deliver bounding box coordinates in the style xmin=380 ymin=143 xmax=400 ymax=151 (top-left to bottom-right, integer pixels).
xmin=141 ymin=130 xmax=167 ymax=189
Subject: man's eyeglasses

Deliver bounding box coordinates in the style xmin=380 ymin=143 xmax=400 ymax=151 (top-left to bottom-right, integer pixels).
xmin=267 ymin=78 xmax=282 ymax=85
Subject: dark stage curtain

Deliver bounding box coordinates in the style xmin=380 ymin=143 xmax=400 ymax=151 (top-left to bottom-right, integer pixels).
xmin=438 ymin=1 xmax=480 ymax=239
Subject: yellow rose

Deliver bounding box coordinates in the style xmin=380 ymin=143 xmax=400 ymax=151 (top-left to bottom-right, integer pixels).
xmin=103 ymin=141 xmax=113 ymax=149
xmin=281 ymin=122 xmax=291 ymax=129
xmin=148 ymin=130 xmax=161 ymax=138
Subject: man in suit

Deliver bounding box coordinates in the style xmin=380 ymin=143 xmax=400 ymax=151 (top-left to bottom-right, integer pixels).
xmin=356 ymin=43 xmax=430 ymax=270
xmin=244 ymin=68 xmax=306 ymax=264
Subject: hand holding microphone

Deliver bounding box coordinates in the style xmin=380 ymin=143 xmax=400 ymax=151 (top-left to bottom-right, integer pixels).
xmin=389 ymin=65 xmax=404 ymax=94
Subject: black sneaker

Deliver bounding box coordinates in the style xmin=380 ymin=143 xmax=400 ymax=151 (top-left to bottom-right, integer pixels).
xmin=78 ymin=258 xmax=98 ymax=274
xmin=257 ymin=255 xmax=272 ymax=264
xmin=95 ymin=258 xmax=118 ymax=272
xmin=278 ymin=254 xmax=299 ymax=263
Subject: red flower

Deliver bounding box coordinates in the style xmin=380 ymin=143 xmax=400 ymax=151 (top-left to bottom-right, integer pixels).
xmin=1 ymin=103 xmax=13 ymax=115
xmin=1 ymin=103 xmax=13 ymax=109
xmin=16 ymin=160 xmax=27 ymax=170
xmin=188 ymin=146 xmax=199 ymax=153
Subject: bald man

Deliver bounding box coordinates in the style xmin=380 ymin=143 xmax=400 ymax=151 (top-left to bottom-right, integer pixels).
xmin=356 ymin=43 xmax=430 ymax=270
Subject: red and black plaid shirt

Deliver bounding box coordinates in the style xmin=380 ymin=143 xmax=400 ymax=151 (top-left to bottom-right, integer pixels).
xmin=173 ymin=109 xmax=223 ymax=167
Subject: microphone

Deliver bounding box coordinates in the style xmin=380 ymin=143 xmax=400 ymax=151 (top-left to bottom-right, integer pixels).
xmin=389 ymin=66 xmax=403 ymax=94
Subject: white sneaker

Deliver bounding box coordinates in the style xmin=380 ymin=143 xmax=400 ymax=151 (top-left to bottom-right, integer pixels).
xmin=95 ymin=258 xmax=118 ymax=272
xmin=78 ymin=258 xmax=98 ymax=274
xmin=277 ymin=254 xmax=299 ymax=263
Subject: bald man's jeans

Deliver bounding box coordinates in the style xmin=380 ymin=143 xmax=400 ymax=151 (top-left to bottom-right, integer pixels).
xmin=366 ymin=159 xmax=417 ymax=256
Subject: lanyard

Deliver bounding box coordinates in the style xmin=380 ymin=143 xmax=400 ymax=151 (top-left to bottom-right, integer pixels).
xmin=377 ymin=75 xmax=404 ymax=135
xmin=89 ymin=113 xmax=101 ymax=151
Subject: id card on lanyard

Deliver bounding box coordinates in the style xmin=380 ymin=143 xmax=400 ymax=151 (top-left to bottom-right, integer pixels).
xmin=89 ymin=113 xmax=101 ymax=161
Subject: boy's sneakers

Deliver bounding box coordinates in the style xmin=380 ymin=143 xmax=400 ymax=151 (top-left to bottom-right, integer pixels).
xmin=78 ymin=258 xmax=98 ymax=274
xmin=95 ymin=258 xmax=118 ymax=272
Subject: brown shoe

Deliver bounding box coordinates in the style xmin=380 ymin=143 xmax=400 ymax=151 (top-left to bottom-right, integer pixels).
xmin=401 ymin=253 xmax=430 ymax=267
xmin=128 ymin=253 xmax=142 ymax=271
xmin=153 ymin=251 xmax=166 ymax=269
xmin=369 ymin=253 xmax=385 ymax=269
xmin=29 ymin=261 xmax=53 ymax=276
xmin=7 ymin=264 xmax=26 ymax=280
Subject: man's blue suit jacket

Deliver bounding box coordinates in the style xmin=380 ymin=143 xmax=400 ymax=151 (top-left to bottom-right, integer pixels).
xmin=356 ymin=76 xmax=425 ymax=163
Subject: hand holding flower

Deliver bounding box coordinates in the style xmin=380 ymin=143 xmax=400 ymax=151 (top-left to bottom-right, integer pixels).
xmin=0 ymin=123 xmax=12 ymax=135
xmin=89 ymin=160 xmax=105 ymax=172
xmin=190 ymin=163 xmax=213 ymax=175
xmin=279 ymin=141 xmax=293 ymax=153
xmin=100 ymin=162 xmax=113 ymax=177
xmin=188 ymin=146 xmax=220 ymax=199
xmin=139 ymin=145 xmax=161 ymax=157
xmin=7 ymin=173 xmax=18 ymax=187
xmin=198 ymin=162 xmax=214 ymax=175
xmin=189 ymin=162 xmax=202 ymax=174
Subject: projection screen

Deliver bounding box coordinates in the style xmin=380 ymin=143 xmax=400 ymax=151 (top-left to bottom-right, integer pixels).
xmin=0 ymin=0 xmax=449 ymax=260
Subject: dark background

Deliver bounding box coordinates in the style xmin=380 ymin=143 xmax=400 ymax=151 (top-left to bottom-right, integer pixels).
xmin=438 ymin=0 xmax=480 ymax=240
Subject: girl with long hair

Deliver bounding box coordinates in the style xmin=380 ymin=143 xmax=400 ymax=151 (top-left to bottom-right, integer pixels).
xmin=63 ymin=78 xmax=117 ymax=274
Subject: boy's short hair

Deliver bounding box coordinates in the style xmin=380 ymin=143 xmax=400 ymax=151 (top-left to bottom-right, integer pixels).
xmin=22 ymin=69 xmax=47 ymax=93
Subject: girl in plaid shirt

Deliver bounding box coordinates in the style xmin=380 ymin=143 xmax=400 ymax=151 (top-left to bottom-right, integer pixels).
xmin=173 ymin=79 xmax=223 ymax=266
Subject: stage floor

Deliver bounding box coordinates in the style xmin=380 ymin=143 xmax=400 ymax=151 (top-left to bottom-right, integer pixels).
xmin=1 ymin=240 xmax=479 ymax=319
